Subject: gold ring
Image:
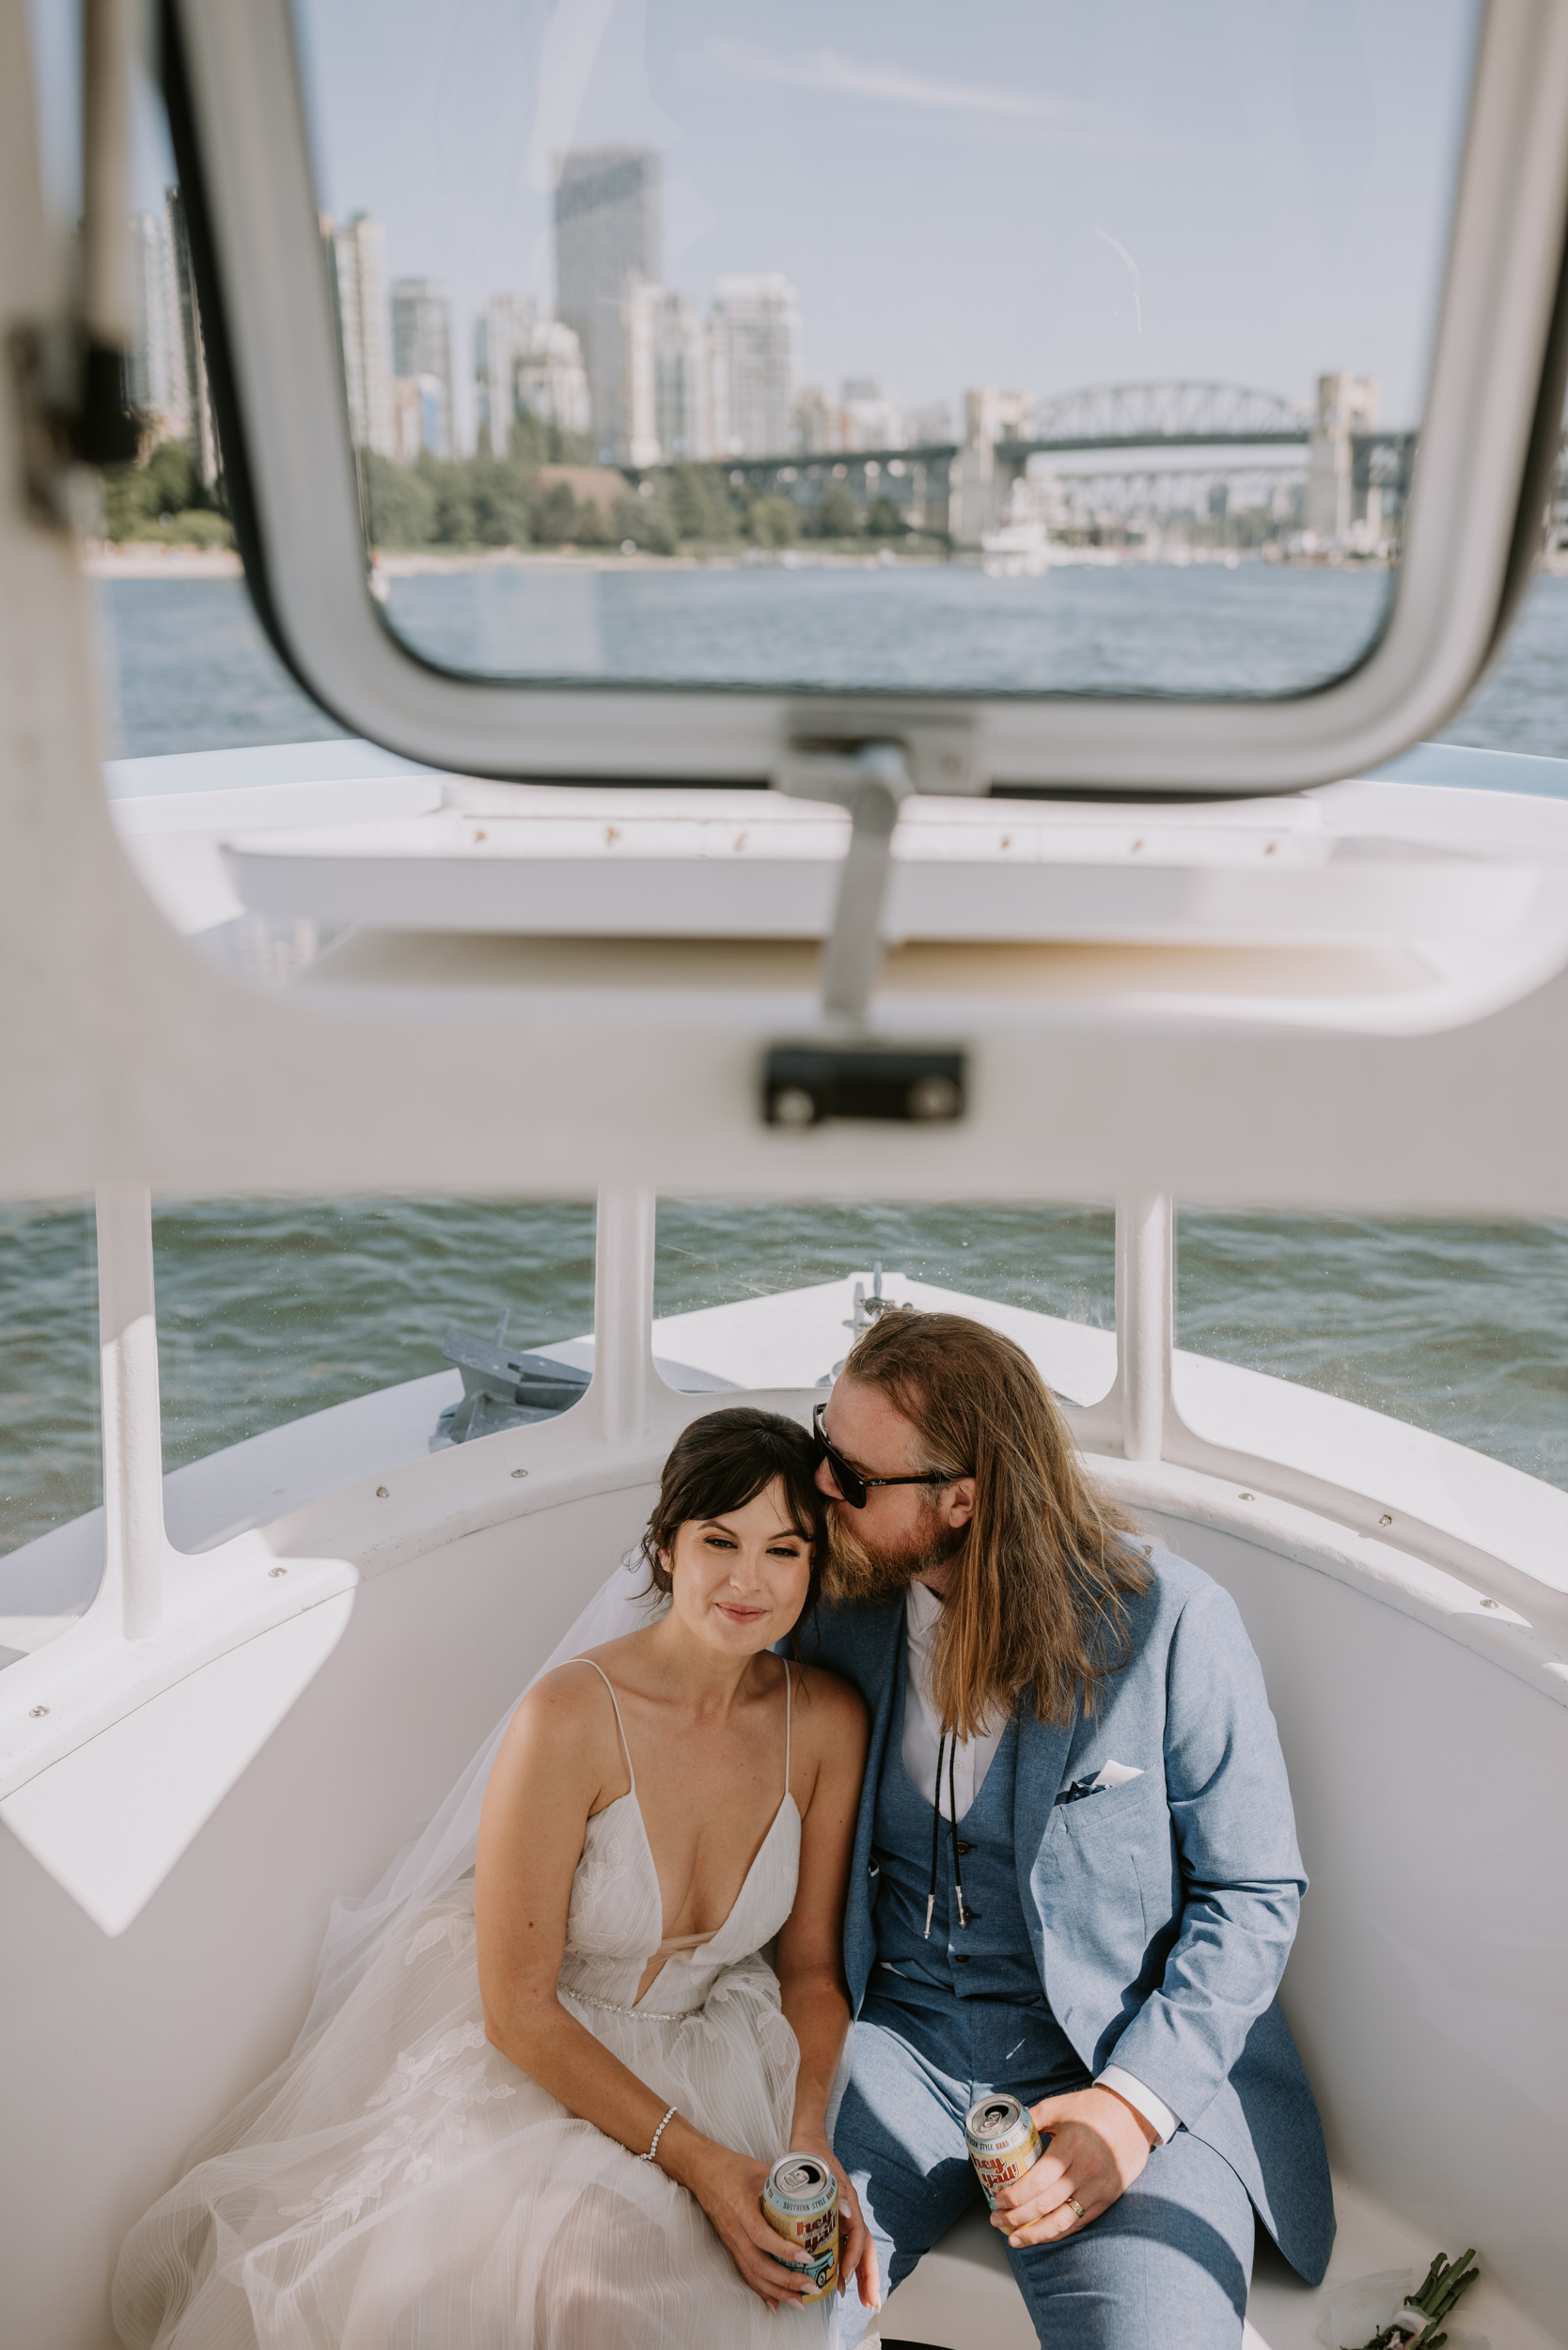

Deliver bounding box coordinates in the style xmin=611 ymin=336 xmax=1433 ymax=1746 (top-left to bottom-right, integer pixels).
xmin=1067 ymin=2198 xmax=1085 ymax=2220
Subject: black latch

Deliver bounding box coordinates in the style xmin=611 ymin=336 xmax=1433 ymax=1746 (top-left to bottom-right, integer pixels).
xmin=762 ymin=1042 xmax=966 ymax=1129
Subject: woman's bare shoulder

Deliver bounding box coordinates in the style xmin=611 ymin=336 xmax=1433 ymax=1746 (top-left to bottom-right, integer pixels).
xmin=500 ymin=1658 xmax=623 ymax=1772
xmin=791 ymin=1660 xmax=870 ymax=1753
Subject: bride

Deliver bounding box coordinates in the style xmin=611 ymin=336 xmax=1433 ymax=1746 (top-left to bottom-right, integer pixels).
xmin=113 ymin=1406 xmax=880 ymax=2346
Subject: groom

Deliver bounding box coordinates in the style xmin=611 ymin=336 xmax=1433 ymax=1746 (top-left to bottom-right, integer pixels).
xmin=800 ymin=1308 xmax=1334 ymax=2348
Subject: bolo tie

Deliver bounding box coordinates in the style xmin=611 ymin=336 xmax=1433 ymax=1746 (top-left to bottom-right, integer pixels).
xmin=922 ymin=1731 xmax=974 ymax=1938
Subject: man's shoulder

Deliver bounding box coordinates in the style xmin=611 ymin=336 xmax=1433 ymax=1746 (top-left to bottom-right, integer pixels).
xmin=1140 ymin=1542 xmax=1222 ymax=1610
xmin=794 ymin=1593 xmax=904 ymax=1674
xmin=1115 ymin=1542 xmax=1247 ymax=1662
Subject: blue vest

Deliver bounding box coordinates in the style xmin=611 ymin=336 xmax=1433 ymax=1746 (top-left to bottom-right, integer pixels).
xmin=870 ymin=1629 xmax=1043 ymax=2005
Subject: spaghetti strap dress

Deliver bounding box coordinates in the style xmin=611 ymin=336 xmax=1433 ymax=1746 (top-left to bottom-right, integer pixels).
xmin=112 ymin=1661 xmax=836 ymax=2349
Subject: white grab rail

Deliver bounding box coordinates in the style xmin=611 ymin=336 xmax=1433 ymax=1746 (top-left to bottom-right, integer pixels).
xmin=1115 ymin=1193 xmax=1173 ymax=1465
xmin=590 ymin=1184 xmax=659 ymax=1446
xmin=95 ymin=1183 xmax=170 ymax=1639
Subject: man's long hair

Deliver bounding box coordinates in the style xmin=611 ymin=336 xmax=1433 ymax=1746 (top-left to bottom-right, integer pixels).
xmin=828 ymin=1310 xmax=1150 ymax=1736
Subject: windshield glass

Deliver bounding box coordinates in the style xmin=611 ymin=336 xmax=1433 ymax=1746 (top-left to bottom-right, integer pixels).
xmin=244 ymin=0 xmax=1482 ymax=698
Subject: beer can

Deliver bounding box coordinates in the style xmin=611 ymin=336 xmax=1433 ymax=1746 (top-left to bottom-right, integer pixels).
xmin=964 ymin=2092 xmax=1044 ymax=2211
xmin=761 ymin=2153 xmax=839 ymax=2301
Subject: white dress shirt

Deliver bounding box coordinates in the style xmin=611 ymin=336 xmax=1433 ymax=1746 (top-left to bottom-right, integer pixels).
xmin=901 ymin=1583 xmax=1179 ymax=2148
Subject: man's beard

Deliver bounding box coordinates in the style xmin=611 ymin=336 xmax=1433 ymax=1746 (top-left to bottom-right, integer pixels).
xmin=823 ymin=1499 xmax=968 ymax=1603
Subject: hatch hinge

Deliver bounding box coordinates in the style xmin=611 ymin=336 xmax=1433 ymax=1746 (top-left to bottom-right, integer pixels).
xmin=775 ymin=739 xmax=915 ymax=1026
xmin=764 ymin=741 xmax=967 ymax=1129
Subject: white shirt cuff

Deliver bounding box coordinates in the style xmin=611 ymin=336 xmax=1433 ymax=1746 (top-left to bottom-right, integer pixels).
xmin=1095 ymin=2066 xmax=1179 ymax=2147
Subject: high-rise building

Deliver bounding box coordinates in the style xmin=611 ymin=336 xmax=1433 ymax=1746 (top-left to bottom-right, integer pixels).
xmin=839 ymin=378 xmax=904 ymax=452
xmin=651 ymin=290 xmax=712 ymax=462
xmin=474 ymin=293 xmax=538 ymax=454
xmin=709 ymin=275 xmax=799 ymax=458
xmin=904 ymin=399 xmax=955 ymax=446
xmin=793 ymin=385 xmax=839 ymax=454
xmin=329 ymin=213 xmax=396 ymax=460
xmin=515 ymin=321 xmax=591 ymax=439
xmin=390 ymin=377 xmax=425 ymax=466
xmin=610 ymin=282 xmax=713 ymax=465
xmin=619 ymin=280 xmax=663 ymax=467
xmin=128 ymin=207 xmax=189 ymax=438
xmin=166 ymin=188 xmax=219 ymax=488
xmin=392 ymin=279 xmax=455 ymax=461
xmin=554 ymin=146 xmax=663 ymax=460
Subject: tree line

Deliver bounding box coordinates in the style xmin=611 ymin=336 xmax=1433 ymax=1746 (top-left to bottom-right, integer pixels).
xmin=102 ymin=414 xmax=925 ymax=554
xmin=362 ymin=441 xmax=917 ymax=554
xmin=102 ymin=439 xmax=234 ymax=547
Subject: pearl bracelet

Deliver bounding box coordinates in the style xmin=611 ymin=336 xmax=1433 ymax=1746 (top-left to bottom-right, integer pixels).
xmin=639 ymin=2104 xmax=678 ymax=2164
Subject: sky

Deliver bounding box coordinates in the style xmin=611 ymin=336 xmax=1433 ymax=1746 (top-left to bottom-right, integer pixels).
xmin=34 ymin=0 xmax=1482 ymax=456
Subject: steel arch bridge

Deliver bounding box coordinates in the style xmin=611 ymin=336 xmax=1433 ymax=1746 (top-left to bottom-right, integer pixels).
xmin=1027 ymin=381 xmax=1312 ymax=452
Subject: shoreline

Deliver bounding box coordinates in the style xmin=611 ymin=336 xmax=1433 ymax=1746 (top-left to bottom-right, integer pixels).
xmin=86 ymin=543 xmax=243 ymax=578
xmin=86 ymin=540 xmax=1567 ymax=583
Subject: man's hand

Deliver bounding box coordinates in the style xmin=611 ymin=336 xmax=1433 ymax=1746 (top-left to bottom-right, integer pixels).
xmin=989 ymin=2085 xmax=1157 ymax=2248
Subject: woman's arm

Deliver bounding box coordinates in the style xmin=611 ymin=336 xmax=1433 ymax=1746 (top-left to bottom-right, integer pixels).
xmin=475 ymin=1664 xmax=819 ymax=2311
xmin=774 ymin=1667 xmax=879 ymax=2312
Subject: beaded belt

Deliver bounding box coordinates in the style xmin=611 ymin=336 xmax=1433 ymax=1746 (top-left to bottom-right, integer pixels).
xmin=568 ymin=1989 xmax=701 ymax=2025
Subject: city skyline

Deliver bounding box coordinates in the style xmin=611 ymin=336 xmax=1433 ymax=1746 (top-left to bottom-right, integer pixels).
xmin=127 ymin=191 xmax=217 ymax=488
xmin=125 ymin=170 xmax=1393 ymax=561
xmin=280 ymin=0 xmax=1473 ymax=457
xmin=94 ymin=0 xmax=1480 ymax=464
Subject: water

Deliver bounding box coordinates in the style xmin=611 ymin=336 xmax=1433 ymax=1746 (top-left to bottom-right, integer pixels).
xmin=5 ymin=564 xmax=1568 ymax=1564
xmin=379 ymin=558 xmax=1393 ymax=698
xmin=96 ymin=579 xmax=351 ymax=759
xmin=93 ymin=562 xmax=1568 ymax=760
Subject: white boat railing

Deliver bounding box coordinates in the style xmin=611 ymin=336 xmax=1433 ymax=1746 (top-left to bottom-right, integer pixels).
xmin=8 ymin=1181 xmax=1565 ymax=1828
xmin=584 ymin=1183 xmax=662 ymax=1449
xmin=95 ymin=1183 xmax=172 ymax=1643
xmin=69 ymin=1183 xmax=1180 ymax=1720
xmin=1115 ymin=1191 xmax=1173 ymax=1465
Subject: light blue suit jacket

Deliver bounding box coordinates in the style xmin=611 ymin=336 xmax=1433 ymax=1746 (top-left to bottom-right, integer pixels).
xmin=799 ymin=1544 xmax=1335 ymax=2283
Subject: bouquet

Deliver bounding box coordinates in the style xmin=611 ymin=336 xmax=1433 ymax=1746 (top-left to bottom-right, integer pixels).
xmin=1317 ymin=2249 xmax=1483 ymax=2350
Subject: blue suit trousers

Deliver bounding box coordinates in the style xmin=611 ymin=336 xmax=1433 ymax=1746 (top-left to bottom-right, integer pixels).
xmin=835 ymin=1982 xmax=1255 ymax=2350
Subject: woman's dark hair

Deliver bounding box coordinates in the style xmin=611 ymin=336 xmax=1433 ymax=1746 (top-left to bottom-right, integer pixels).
xmin=640 ymin=1407 xmax=826 ymax=1630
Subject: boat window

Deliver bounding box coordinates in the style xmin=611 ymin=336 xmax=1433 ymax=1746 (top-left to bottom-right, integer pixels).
xmin=1173 ymin=1208 xmax=1568 ymax=1494
xmin=652 ymin=1198 xmax=1116 ymax=1406
xmin=267 ymin=0 xmax=1479 ymax=705
xmin=0 ymin=1205 xmax=102 ymax=1631
xmin=151 ymin=1197 xmax=596 ymax=1543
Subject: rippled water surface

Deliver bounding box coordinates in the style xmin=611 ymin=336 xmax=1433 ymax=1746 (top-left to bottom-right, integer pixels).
xmin=380 ymin=557 xmax=1391 ymax=697
xmin=6 ymin=566 xmax=1568 ymax=1562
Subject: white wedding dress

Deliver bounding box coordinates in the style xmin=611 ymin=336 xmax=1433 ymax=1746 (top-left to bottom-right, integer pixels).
xmin=113 ymin=1659 xmax=839 ymax=2349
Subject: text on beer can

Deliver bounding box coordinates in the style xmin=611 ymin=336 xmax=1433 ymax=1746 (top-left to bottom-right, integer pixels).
xmin=762 ymin=2154 xmax=839 ymax=2301
xmin=964 ymin=2093 xmax=1044 ymax=2211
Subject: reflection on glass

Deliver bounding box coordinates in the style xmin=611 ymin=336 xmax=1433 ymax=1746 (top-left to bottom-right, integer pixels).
xmin=1174 ymin=1211 xmax=1568 ymax=1493
xmin=653 ymin=1199 xmax=1115 ymax=1403
xmin=268 ymin=0 xmax=1480 ymax=697
xmin=151 ymin=1198 xmax=596 ymax=1507
xmin=0 ymin=1205 xmax=101 ymax=1567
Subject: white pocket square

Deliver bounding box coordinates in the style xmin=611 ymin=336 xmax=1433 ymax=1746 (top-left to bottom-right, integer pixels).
xmin=1090 ymin=1761 xmax=1144 ymax=1791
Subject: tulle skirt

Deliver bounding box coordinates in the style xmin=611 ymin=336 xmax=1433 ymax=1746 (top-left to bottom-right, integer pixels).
xmin=112 ymin=1890 xmax=839 ymax=2349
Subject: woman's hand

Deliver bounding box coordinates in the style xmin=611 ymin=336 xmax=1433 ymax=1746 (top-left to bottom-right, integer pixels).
xmin=681 ymin=2143 xmax=821 ymax=2311
xmin=788 ymin=2127 xmax=880 ymax=2313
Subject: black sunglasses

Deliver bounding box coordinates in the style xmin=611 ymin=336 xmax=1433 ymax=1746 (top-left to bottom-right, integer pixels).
xmin=812 ymin=1402 xmax=969 ymax=1511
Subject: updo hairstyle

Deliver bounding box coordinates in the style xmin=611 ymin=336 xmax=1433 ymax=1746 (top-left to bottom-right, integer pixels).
xmin=640 ymin=1407 xmax=825 ymax=1622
